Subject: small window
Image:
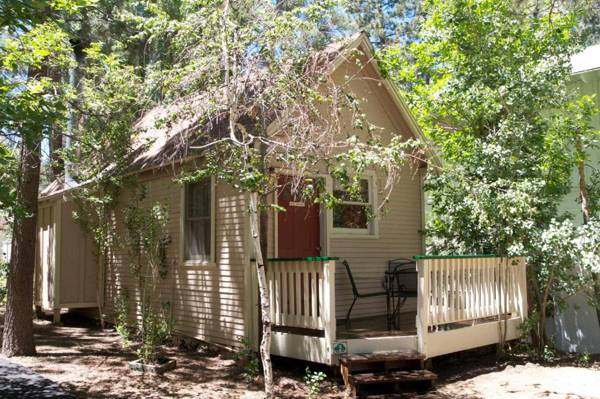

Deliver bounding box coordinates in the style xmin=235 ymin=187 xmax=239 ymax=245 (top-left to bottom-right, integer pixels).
xmin=184 ymin=179 xmax=213 ymax=263
xmin=333 ymin=178 xmax=374 ymax=233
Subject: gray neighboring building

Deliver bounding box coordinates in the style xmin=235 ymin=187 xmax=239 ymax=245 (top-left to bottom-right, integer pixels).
xmin=550 ymin=44 xmax=600 ymax=354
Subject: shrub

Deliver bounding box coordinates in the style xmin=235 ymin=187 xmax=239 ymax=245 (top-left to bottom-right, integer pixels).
xmin=235 ymin=337 xmax=260 ymax=381
xmin=304 ymin=367 xmax=326 ymax=399
xmin=114 ymin=289 xmax=132 ymax=345
xmin=578 ymin=352 xmax=591 ymax=367
xmin=137 ymin=301 xmax=172 ymax=364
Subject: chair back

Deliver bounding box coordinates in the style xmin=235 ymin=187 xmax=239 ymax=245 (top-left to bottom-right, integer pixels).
xmin=389 ymin=259 xmax=418 ymax=294
xmin=342 ymin=260 xmax=360 ymax=297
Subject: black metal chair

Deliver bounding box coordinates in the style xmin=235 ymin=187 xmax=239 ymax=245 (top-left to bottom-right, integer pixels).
xmin=386 ymin=258 xmax=418 ymax=329
xmin=342 ymin=260 xmax=387 ymax=329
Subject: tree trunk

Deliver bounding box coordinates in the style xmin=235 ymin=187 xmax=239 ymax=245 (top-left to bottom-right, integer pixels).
xmin=2 ymin=135 xmax=41 ymax=357
xmin=49 ymin=125 xmax=63 ymax=179
xmin=48 ymin=67 xmax=64 ymax=180
xmin=576 ymin=137 xmax=591 ymax=225
xmin=248 ymin=192 xmax=274 ymax=397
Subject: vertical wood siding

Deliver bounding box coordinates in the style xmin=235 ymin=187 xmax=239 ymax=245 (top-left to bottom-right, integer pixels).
xmin=59 ymin=200 xmax=97 ymax=306
xmin=35 ymin=202 xmax=56 ymax=309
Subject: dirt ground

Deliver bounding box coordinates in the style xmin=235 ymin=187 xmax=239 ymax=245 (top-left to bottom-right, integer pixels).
xmin=1 ymin=312 xmax=600 ymax=398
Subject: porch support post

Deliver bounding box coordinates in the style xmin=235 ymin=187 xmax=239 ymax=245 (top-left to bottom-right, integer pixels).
xmin=416 ymin=259 xmax=430 ymax=357
xmin=323 ymin=260 xmax=336 ymax=365
xmin=517 ymin=257 xmax=528 ymax=323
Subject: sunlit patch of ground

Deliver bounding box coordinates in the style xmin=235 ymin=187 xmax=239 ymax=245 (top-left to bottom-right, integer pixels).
xmin=2 ymin=310 xmax=600 ymax=398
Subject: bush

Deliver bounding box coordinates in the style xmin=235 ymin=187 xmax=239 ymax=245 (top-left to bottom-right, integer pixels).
xmin=137 ymin=301 xmax=172 ymax=363
xmin=304 ymin=367 xmax=327 ymax=399
xmin=114 ymin=289 xmax=132 ymax=345
xmin=235 ymin=337 xmax=260 ymax=381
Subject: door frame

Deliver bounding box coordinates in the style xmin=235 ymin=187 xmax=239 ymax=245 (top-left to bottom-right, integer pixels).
xmin=273 ymin=169 xmax=332 ymax=258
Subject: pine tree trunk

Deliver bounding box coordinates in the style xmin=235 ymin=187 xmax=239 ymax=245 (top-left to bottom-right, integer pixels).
xmin=48 ymin=67 xmax=64 ymax=179
xmin=2 ymin=136 xmax=41 ymax=357
xmin=49 ymin=125 xmax=63 ymax=179
xmin=248 ymin=191 xmax=274 ymax=397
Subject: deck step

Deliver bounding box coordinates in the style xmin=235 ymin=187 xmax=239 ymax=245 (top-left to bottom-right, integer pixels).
xmin=339 ymin=351 xmax=434 ymax=397
xmin=340 ymin=350 xmax=425 ymax=366
xmin=349 ymin=369 xmax=437 ymax=385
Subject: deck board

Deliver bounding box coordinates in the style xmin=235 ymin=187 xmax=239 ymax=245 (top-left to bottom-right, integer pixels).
xmin=336 ymin=312 xmax=416 ymax=339
xmin=350 ymin=369 xmax=437 ymax=385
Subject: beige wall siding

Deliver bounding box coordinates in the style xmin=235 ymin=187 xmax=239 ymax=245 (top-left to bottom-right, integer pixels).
xmin=102 ymin=173 xmax=249 ymax=348
xmin=59 ymin=200 xmax=97 ymax=306
xmin=264 ymin=50 xmax=425 ymax=321
xmin=331 ymin=169 xmax=422 ymax=320
xmin=35 ymin=201 xmax=57 ymax=309
xmin=329 ymin=50 xmax=424 ymax=320
xmin=264 ymin=55 xmax=425 ymax=321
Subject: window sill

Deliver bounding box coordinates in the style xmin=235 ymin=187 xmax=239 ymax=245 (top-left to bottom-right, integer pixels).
xmin=182 ymin=260 xmax=216 ymax=268
xmin=330 ymin=230 xmax=379 ymax=239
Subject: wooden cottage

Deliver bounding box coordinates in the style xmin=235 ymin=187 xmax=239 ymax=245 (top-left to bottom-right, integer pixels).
xmin=35 ymin=33 xmax=527 ymax=392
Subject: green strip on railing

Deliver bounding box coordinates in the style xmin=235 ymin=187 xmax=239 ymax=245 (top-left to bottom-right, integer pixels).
xmin=412 ymin=254 xmax=497 ymax=260
xmin=250 ymin=256 xmax=339 ymax=262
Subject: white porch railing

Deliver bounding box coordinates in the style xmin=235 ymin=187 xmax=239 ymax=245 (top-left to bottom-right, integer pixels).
xmin=267 ymin=258 xmax=334 ymax=330
xmin=256 ymin=255 xmax=527 ymax=364
xmin=258 ymin=257 xmax=337 ymax=365
xmin=416 ymin=256 xmax=527 ymax=358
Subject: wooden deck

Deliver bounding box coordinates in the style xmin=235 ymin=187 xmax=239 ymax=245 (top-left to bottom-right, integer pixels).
xmin=336 ymin=312 xmax=417 ymax=339
xmin=261 ymin=256 xmax=527 ymax=365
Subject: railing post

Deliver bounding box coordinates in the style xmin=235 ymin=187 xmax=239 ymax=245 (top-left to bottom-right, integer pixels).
xmin=517 ymin=257 xmax=528 ymax=322
xmin=416 ymin=259 xmax=430 ymax=357
xmin=322 ymin=260 xmax=336 ymax=362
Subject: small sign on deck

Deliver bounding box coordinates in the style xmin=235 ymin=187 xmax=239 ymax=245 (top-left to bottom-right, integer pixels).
xmin=333 ymin=341 xmax=348 ymax=354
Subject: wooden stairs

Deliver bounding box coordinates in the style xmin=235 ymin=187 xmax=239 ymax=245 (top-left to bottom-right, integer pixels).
xmin=339 ymin=350 xmax=436 ymax=398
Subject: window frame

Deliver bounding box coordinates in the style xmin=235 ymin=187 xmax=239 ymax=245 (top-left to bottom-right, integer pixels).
xmin=180 ymin=176 xmax=216 ymax=267
xmin=329 ymin=172 xmax=379 ymax=238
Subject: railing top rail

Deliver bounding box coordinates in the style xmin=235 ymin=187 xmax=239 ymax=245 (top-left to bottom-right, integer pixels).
xmin=413 ymin=254 xmax=499 ymax=260
xmin=251 ymin=256 xmax=339 ymax=263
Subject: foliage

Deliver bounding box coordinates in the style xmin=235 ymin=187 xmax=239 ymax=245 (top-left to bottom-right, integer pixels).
xmin=123 ymin=185 xmax=173 ymax=364
xmin=137 ymin=302 xmax=172 ymax=364
xmin=385 ymin=0 xmax=579 ymax=255
xmin=68 ymin=29 xmax=145 ymax=330
xmin=113 ymin=289 xmax=132 ymax=345
xmin=235 ymin=337 xmax=261 ymax=381
xmin=0 ymin=261 xmax=7 ymax=305
xmin=577 ymin=351 xmax=591 ymax=367
xmin=304 ymin=367 xmax=327 ymax=399
xmin=0 ymin=18 xmax=74 ymax=208
xmin=62 ymin=42 xmax=144 ymax=182
xmin=378 ymin=0 xmax=600 ymax=353
xmin=0 ymin=145 xmax=17 ymax=214
xmin=587 ymin=169 xmax=600 ymax=218
xmin=541 ymin=344 xmax=556 ymax=363
xmin=347 ymin=0 xmax=424 ymax=48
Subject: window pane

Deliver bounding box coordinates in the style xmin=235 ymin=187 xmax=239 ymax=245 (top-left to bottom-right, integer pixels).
xmin=185 ymin=219 xmax=211 ymax=261
xmin=333 ymin=179 xmax=369 ymax=203
xmin=187 ymin=180 xmax=210 ymax=218
xmin=185 ymin=179 xmax=212 ymax=262
xmin=333 ymin=204 xmax=368 ymax=229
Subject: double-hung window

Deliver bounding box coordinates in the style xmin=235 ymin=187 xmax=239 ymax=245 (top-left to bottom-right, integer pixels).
xmin=183 ymin=178 xmax=214 ymax=265
xmin=332 ymin=177 xmax=377 ymax=236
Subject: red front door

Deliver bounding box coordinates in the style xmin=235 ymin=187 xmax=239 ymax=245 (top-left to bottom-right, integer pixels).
xmin=277 ymin=176 xmax=321 ymax=258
